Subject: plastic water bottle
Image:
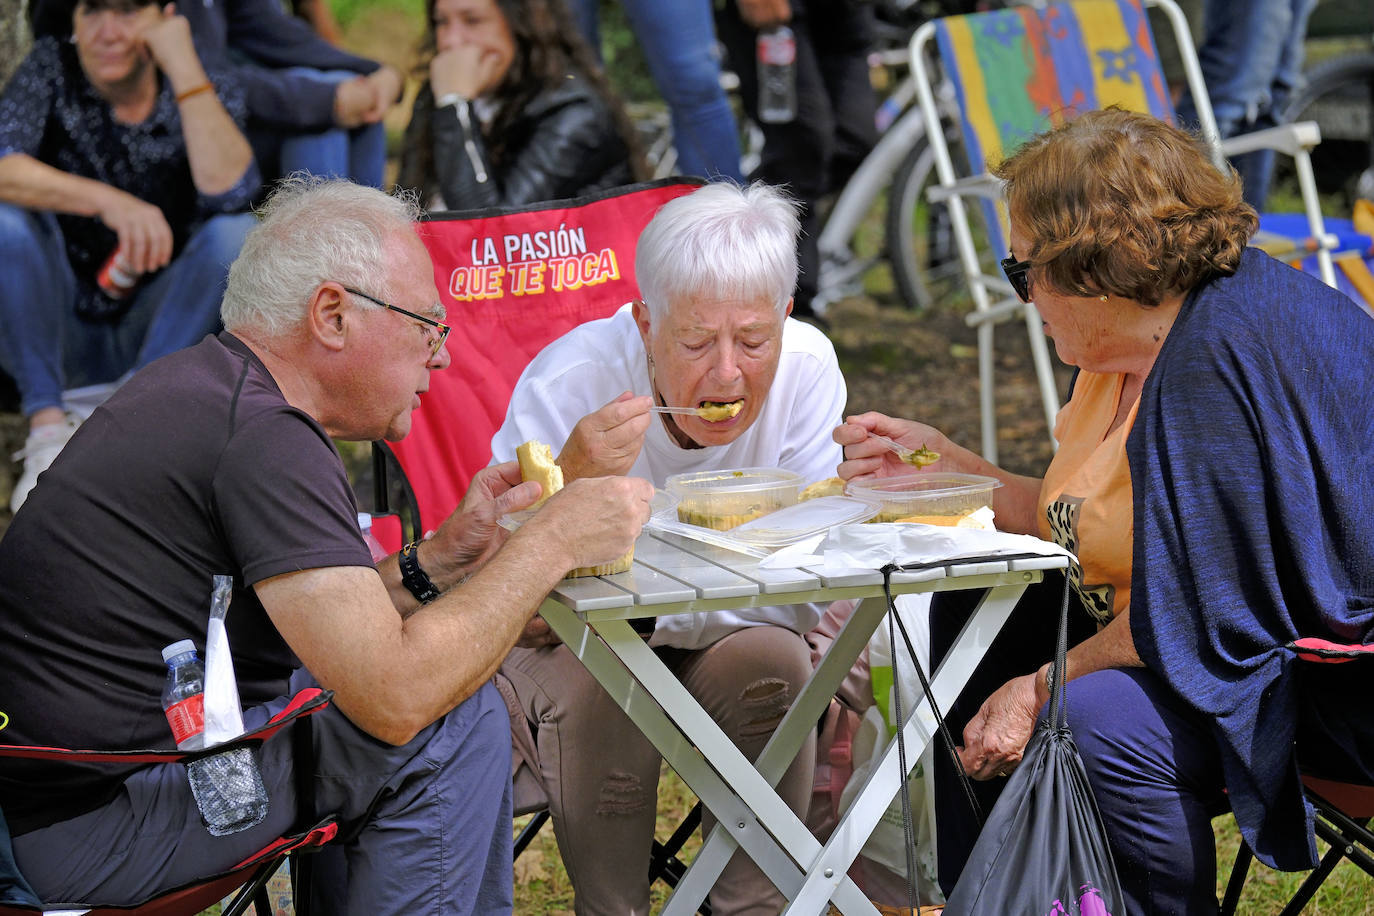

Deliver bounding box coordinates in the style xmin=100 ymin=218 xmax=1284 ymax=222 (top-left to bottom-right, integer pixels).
xmin=358 ymin=512 xmax=389 ymax=562
xmin=756 ymin=25 xmax=797 ymax=124
xmin=161 ymin=640 xmax=269 ymax=836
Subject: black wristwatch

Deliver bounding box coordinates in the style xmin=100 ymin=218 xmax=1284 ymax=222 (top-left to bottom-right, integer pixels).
xmin=399 ymin=541 xmax=441 ymax=604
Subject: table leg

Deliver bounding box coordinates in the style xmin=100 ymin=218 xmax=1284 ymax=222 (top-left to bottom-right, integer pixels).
xmin=540 ymin=602 xmax=877 ymax=915
xmin=784 ymin=582 xmax=1028 ymax=914
xmin=680 ymin=592 xmax=895 ymax=904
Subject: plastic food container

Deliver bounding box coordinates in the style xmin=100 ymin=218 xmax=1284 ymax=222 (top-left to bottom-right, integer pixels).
xmin=844 ymin=472 xmax=1001 ymax=524
xmin=666 ymin=467 xmax=803 ymax=531
xmin=500 ymin=489 xmax=679 ymax=577
xmin=729 ymin=495 xmax=881 ymax=547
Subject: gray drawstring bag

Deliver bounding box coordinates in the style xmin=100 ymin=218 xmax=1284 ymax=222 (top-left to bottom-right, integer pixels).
xmin=940 ymin=581 xmax=1126 ymax=916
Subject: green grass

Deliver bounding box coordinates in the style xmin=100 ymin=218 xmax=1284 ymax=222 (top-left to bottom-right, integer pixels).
xmin=1213 ymin=813 xmax=1374 ymax=914
xmin=328 ymin=0 xmax=424 ymax=31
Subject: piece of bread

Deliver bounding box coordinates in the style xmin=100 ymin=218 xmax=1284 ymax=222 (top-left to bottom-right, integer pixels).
xmin=516 ymin=438 xmax=630 ymax=577
xmin=516 ymin=439 xmax=564 ymax=509
xmin=800 ymin=477 xmax=846 ymax=500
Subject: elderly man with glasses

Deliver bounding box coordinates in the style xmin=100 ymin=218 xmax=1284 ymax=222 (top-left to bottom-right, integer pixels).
xmin=0 ymin=176 xmax=654 ymax=913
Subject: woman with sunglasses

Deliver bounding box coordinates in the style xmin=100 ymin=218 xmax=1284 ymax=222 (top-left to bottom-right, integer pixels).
xmin=835 ymin=108 xmax=1374 ymax=913
xmin=395 ymin=0 xmax=646 ymax=211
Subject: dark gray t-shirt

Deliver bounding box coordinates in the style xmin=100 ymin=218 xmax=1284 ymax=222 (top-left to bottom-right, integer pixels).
xmin=0 ymin=332 xmax=373 ymax=835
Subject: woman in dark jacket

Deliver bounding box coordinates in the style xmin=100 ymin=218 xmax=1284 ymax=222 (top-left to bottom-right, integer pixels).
xmin=396 ymin=0 xmax=646 ymax=210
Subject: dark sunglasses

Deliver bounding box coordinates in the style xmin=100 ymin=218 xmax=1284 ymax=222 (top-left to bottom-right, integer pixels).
xmin=343 ymin=286 xmax=451 ymax=359
xmin=999 ymin=256 xmax=1032 ymax=303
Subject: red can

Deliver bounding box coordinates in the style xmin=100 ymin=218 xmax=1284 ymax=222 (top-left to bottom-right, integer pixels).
xmin=96 ymin=247 xmax=139 ymax=299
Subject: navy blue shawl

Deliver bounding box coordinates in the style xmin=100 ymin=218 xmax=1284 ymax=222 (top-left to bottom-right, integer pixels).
xmin=1128 ymin=248 xmax=1374 ymax=870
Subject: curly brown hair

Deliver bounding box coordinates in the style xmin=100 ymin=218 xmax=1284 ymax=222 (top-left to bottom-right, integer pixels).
xmin=410 ymin=0 xmax=647 ymax=183
xmin=991 ymin=108 xmax=1258 ymax=307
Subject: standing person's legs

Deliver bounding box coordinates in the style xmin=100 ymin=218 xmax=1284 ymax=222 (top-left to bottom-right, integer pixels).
xmin=622 ymin=0 xmax=745 ymax=182
xmin=716 ymin=2 xmax=834 ymax=320
xmin=1174 ymin=0 xmax=1315 ymax=206
xmin=1064 ymin=667 xmax=1230 ymax=916
xmin=502 ymin=645 xmax=664 ymax=916
xmin=669 ymin=625 xmax=816 ymax=916
xmin=565 ymin=0 xmax=601 ymax=61
xmin=808 ymin=0 xmax=877 ymax=191
xmin=14 ymin=668 xmax=515 ymax=914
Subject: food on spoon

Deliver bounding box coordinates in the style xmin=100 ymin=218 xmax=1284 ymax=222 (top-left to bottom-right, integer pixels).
xmin=800 ymin=477 xmax=845 ymax=500
xmin=902 ymin=444 xmax=941 ymax=468
xmin=516 ymin=438 xmax=631 ymax=576
xmin=697 ymin=399 xmax=744 ymax=421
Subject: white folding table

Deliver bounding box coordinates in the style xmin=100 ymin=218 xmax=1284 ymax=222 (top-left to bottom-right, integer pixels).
xmin=537 ymin=525 xmax=1069 ymax=915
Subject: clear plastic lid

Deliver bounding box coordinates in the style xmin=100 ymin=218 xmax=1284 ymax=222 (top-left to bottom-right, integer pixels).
xmin=729 ymin=495 xmax=881 ymax=547
xmin=161 ymin=638 xmax=197 ymax=663
xmin=357 ymin=512 xmax=372 ymax=531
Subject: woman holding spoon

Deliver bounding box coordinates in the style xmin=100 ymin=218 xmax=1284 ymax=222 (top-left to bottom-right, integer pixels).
xmin=488 ymin=180 xmax=847 ymax=916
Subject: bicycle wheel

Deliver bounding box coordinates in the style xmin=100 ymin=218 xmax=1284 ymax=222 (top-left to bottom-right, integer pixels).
xmin=1282 ymin=51 xmax=1374 ymax=206
xmin=885 ymin=124 xmax=981 ymax=311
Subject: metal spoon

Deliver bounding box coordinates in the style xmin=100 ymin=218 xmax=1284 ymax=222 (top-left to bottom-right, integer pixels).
xmin=870 ymin=433 xmax=941 ymax=467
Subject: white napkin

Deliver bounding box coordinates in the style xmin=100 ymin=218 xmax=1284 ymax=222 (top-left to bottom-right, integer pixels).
xmin=203 ymin=575 xmax=248 ymax=745
xmin=758 ymin=521 xmax=1074 ymax=572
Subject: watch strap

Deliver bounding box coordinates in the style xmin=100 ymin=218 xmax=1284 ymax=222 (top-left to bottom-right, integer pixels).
xmin=399 ymin=541 xmax=441 ymax=604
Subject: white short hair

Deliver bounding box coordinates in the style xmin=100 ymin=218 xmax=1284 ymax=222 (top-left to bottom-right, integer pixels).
xmin=221 ymin=175 xmax=423 ymax=337
xmin=635 ymin=181 xmax=800 ymax=324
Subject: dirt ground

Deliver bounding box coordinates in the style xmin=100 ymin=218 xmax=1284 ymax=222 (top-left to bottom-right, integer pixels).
xmin=0 ymin=290 xmax=1069 ymax=540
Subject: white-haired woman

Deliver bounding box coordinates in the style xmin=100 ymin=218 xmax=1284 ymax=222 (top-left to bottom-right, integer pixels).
xmin=490 ymin=181 xmax=846 ymax=915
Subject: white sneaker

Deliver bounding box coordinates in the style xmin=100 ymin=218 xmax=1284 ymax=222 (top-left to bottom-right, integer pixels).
xmin=10 ymin=415 xmax=81 ymax=514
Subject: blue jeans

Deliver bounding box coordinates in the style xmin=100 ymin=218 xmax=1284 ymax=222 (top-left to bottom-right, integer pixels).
xmin=568 ymin=0 xmax=743 ymax=182
xmin=13 ymin=670 xmax=514 ymax=914
xmin=1174 ymin=0 xmax=1318 ymax=206
xmin=0 ymin=205 xmax=254 ymax=417
xmin=256 ymin=68 xmax=387 ymax=187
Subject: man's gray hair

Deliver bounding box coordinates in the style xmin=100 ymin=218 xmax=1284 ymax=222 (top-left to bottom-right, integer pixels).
xmin=221 ymin=176 xmax=424 ymax=336
xmin=635 ymin=181 xmax=800 ymax=324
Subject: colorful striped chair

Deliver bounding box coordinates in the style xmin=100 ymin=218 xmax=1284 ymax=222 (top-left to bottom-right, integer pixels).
xmin=909 ymin=0 xmax=1336 ymax=462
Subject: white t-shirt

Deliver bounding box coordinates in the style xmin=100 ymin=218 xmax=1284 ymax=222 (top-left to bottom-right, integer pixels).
xmin=491 ymin=304 xmax=847 ymax=649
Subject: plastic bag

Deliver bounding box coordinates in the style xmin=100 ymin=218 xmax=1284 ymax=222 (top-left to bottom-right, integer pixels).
xmin=836 ymin=592 xmax=943 ymax=903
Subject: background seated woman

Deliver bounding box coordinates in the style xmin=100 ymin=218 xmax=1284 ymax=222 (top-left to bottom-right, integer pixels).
xmin=395 ymin=0 xmax=646 ymax=211
xmin=491 ymin=181 xmax=847 ymax=915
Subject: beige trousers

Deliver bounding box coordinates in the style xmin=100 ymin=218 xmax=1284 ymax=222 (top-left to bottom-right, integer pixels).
xmin=502 ymin=624 xmax=817 ymax=916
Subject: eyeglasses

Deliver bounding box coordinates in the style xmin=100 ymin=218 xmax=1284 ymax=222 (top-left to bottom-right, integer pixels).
xmin=1000 ymin=256 xmax=1033 ymax=303
xmin=344 ymin=286 xmax=450 ymax=359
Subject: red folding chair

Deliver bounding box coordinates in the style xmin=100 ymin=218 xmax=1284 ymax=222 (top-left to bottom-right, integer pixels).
xmin=371 ymin=178 xmax=702 ymax=550
xmin=1220 ymin=638 xmax=1374 ymax=915
xmin=0 ymin=689 xmax=337 ymax=916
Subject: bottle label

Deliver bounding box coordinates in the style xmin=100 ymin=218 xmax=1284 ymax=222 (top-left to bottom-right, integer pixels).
xmin=96 ymin=247 xmax=139 ymax=300
xmin=165 ymin=694 xmax=205 ymax=746
xmin=758 ymin=30 xmax=796 ymax=66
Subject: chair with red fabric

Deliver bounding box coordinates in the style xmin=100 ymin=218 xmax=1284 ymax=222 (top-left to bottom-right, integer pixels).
xmin=0 ymin=689 xmax=337 ymax=916
xmin=1220 ymin=638 xmax=1374 ymax=915
xmin=370 ymin=178 xmax=702 ymax=551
